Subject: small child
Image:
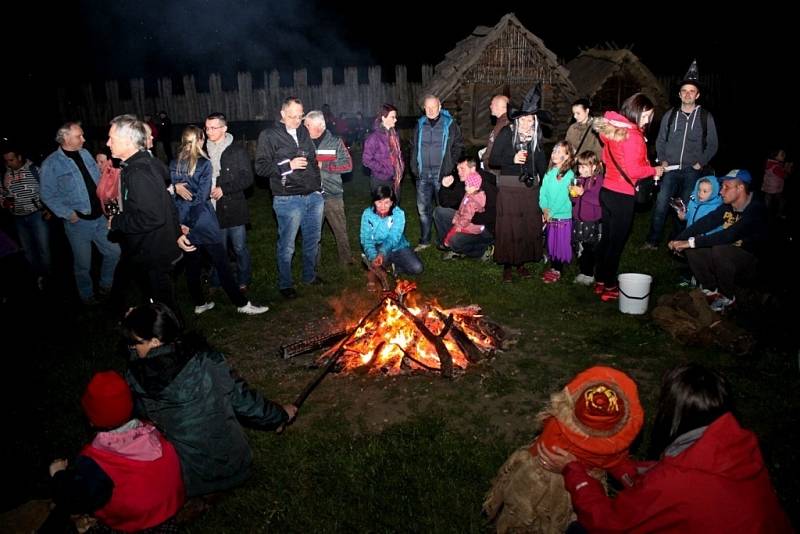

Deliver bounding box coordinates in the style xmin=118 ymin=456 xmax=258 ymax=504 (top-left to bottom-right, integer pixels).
xmin=443 ymin=172 xmax=486 ymax=247
xmin=571 ymin=151 xmax=605 ymax=285
xmin=45 ymin=371 xmax=185 ymax=532
xmin=678 ymin=176 xmax=722 ymax=232
xmin=539 ymin=141 xmax=575 ymax=283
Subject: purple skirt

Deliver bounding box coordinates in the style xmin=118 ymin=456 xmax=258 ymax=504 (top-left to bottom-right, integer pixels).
xmin=546 ymin=218 xmax=573 ymax=263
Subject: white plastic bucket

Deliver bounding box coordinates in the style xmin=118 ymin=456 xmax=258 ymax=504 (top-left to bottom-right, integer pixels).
xmin=618 ymin=273 xmax=653 ymax=315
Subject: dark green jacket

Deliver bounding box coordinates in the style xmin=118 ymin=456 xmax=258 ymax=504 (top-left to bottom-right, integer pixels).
xmin=126 ymin=342 xmax=288 ymax=497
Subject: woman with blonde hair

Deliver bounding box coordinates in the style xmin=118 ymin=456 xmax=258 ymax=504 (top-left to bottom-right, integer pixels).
xmin=171 ymin=126 xmax=267 ymax=315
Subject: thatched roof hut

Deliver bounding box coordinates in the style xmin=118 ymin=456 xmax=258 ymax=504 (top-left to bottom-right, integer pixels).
xmin=421 ymin=13 xmax=576 ymax=146
xmin=566 ymin=48 xmax=668 ymax=114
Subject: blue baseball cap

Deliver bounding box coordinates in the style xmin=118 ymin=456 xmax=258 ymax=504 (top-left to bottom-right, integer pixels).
xmin=720 ymin=169 xmax=752 ymax=184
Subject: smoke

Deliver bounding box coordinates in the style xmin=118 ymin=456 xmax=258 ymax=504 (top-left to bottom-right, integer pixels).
xmin=82 ymin=0 xmax=373 ymax=83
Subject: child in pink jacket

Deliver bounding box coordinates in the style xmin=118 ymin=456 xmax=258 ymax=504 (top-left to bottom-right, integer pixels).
xmin=444 ymin=172 xmax=486 ymax=247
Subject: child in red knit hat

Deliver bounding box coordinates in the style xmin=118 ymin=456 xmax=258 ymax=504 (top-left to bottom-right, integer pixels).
xmin=43 ymin=371 xmax=185 ymax=532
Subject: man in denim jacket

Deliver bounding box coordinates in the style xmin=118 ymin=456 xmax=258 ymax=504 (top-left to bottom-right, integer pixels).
xmin=40 ymin=122 xmax=120 ymax=304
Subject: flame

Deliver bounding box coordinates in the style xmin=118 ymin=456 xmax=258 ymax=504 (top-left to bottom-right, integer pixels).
xmin=320 ymin=284 xmax=501 ymax=375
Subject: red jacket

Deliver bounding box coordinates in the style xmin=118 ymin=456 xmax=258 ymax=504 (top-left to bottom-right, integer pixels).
xmin=82 ymin=423 xmax=185 ymax=532
xmin=563 ymin=413 xmax=792 ymax=533
xmin=599 ymin=111 xmax=657 ymax=197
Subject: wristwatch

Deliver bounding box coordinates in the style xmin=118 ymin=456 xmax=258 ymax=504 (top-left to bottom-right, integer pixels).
xmin=688 ymin=237 xmax=696 ymax=249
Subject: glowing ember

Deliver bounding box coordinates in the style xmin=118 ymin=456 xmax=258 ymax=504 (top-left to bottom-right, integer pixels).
xmin=315 ymin=281 xmax=507 ymax=375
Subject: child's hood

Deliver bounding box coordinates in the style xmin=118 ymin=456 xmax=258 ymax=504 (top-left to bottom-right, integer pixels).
xmin=692 ymin=175 xmax=721 ymax=204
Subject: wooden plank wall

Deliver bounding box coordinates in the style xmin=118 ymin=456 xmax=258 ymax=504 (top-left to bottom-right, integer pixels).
xmin=58 ymin=66 xmax=434 ymax=130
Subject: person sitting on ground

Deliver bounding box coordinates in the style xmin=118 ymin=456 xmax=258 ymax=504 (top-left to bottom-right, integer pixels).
xmin=484 ymin=366 xmax=644 ymax=533
xmin=360 ymin=185 xmax=422 ymax=289
xmin=539 ymin=363 xmax=792 ymax=533
xmin=668 ymin=169 xmax=767 ymax=313
xmin=677 ymin=175 xmax=722 ymax=229
xmin=44 ymin=371 xmax=184 ymax=532
xmin=122 ymin=302 xmax=297 ymax=497
xmin=442 ymin=171 xmax=486 ymax=254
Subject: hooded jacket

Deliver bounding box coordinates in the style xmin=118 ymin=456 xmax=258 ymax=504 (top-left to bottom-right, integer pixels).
xmin=562 ymin=413 xmax=792 ymax=533
xmin=675 ymin=192 xmax=767 ymax=255
xmin=655 ymin=106 xmax=718 ymax=169
xmin=685 ymin=176 xmax=722 ymax=228
xmin=596 ymin=112 xmax=658 ymax=197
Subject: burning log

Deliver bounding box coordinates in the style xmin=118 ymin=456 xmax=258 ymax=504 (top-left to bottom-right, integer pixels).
xmin=432 ymin=308 xmax=485 ymax=363
xmin=387 ymin=296 xmax=454 ymax=378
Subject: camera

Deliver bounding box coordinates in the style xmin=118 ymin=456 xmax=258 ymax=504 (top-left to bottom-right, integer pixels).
xmin=519 ymin=172 xmax=539 ymax=188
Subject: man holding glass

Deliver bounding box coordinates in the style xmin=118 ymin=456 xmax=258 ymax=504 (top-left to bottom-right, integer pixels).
xmin=255 ymin=97 xmax=324 ymax=299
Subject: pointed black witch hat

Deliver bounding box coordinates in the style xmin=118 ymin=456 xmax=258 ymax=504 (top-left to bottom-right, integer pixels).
xmin=508 ymin=83 xmax=541 ymax=120
xmin=677 ymin=59 xmax=701 ymax=91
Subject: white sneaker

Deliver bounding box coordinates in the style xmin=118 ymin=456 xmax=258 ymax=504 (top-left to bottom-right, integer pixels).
xmin=574 ymin=274 xmax=595 ymax=286
xmin=237 ymin=301 xmax=269 ymax=315
xmin=414 ymin=243 xmax=431 ymax=252
xmin=194 ymin=302 xmax=215 ymax=315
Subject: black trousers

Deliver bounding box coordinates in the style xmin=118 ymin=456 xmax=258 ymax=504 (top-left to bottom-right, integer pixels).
xmin=185 ymin=242 xmax=247 ymax=308
xmin=578 ymin=242 xmax=598 ymax=277
xmin=596 ymin=189 xmax=636 ymax=287
xmin=110 ymin=255 xmax=181 ymax=322
xmin=685 ymin=245 xmax=758 ymax=298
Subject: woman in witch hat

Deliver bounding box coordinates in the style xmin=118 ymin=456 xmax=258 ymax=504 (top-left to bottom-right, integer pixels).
xmin=488 ymin=84 xmax=549 ymax=283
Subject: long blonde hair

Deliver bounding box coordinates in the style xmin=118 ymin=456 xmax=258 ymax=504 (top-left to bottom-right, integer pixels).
xmin=177 ymin=125 xmax=208 ymax=176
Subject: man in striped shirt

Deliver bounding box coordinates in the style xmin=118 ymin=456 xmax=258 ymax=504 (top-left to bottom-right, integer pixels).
xmin=1 ymin=147 xmax=51 ymax=285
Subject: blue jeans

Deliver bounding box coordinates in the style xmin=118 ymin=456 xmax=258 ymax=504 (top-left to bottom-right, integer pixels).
xmin=386 ymin=247 xmax=424 ymax=275
xmin=221 ymin=225 xmax=252 ymax=287
xmin=646 ymin=167 xmax=702 ymax=245
xmin=415 ymin=173 xmax=441 ymax=245
xmin=63 ymin=217 xmax=121 ymax=300
xmin=449 ymin=230 xmax=494 ymax=258
xmin=14 ymin=212 xmax=51 ymax=276
xmin=273 ymin=192 xmax=324 ymax=289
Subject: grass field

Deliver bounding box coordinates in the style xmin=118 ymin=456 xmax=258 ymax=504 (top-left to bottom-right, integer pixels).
xmin=3 ymin=154 xmax=797 ymax=532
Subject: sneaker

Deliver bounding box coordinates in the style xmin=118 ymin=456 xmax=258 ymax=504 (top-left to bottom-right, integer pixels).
xmin=194 ymin=302 xmax=215 ymax=315
xmin=710 ymin=295 xmax=735 ymax=313
xmin=442 ymin=251 xmax=464 ymax=261
xmin=306 ymin=277 xmax=325 ymax=286
xmin=641 ymin=242 xmax=658 ymax=251
xmin=280 ymin=288 xmax=298 ymax=299
xmin=600 ymin=286 xmax=619 ymax=302
xmin=542 ymin=269 xmax=561 ymax=283
xmin=436 ymin=243 xmax=451 ymax=252
xmin=516 ymin=266 xmax=532 ymax=279
xmin=574 ymin=274 xmax=595 ymax=286
xmin=481 ymin=244 xmax=495 ymax=263
xmin=238 ymin=301 xmax=269 ymax=315
xmin=701 ymin=288 xmax=720 ymax=303
xmin=97 ymin=286 xmax=113 ymax=298
xmin=414 ymin=243 xmax=431 ymax=252
xmin=593 ymin=282 xmax=606 ymax=295
xmin=238 ymin=284 xmax=249 ymax=293
xmin=502 ymin=268 xmax=513 ymax=283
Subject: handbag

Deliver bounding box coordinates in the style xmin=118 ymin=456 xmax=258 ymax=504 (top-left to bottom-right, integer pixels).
xmin=607 ymin=148 xmax=656 ymax=204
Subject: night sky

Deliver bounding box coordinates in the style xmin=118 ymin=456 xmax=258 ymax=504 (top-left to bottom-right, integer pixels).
xmin=4 ymin=1 xmax=794 ymax=166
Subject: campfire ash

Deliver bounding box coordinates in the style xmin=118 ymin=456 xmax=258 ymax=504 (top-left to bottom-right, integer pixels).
xmin=281 ymin=280 xmax=514 ymax=378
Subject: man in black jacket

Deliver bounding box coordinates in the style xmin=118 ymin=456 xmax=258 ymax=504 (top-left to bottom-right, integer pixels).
xmin=204 ymin=112 xmax=254 ymax=292
xmin=432 ymin=156 xmax=497 ymax=260
xmin=255 ymin=97 xmax=324 ymax=299
xmin=107 ymin=114 xmax=182 ymax=313
xmin=668 ymin=169 xmax=766 ymax=312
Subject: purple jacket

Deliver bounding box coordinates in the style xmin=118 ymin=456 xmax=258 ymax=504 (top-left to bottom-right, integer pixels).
xmin=572 ymin=173 xmax=604 ymax=222
xmin=362 ymin=125 xmax=402 ymax=181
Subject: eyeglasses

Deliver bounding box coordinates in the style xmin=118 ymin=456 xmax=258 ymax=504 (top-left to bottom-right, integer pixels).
xmin=205 ymin=125 xmax=226 ymax=131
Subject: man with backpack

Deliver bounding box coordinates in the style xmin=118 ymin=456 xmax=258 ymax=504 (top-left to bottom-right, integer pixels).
xmin=644 ymin=61 xmax=718 ymax=249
